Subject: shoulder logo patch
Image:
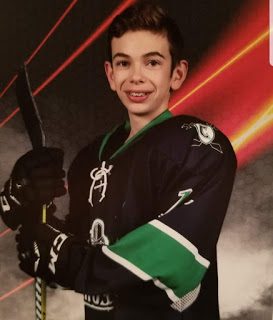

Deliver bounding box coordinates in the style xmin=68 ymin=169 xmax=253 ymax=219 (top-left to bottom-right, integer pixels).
xmin=181 ymin=123 xmax=223 ymax=153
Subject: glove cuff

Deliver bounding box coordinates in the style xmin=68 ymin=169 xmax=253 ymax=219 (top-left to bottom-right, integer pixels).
xmin=36 ymin=224 xmax=87 ymax=288
xmin=50 ymin=235 xmax=87 ymax=288
xmin=0 ymin=179 xmax=23 ymax=229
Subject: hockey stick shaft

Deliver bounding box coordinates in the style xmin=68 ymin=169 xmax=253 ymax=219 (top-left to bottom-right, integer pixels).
xmin=15 ymin=64 xmax=47 ymax=320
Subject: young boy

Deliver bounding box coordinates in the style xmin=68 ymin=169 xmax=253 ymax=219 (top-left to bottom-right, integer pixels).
xmin=0 ymin=2 xmax=237 ymax=319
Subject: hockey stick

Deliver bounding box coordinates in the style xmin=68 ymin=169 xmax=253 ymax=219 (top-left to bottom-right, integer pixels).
xmin=15 ymin=64 xmax=47 ymax=320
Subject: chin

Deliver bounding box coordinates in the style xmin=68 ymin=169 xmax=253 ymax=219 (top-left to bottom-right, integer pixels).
xmin=127 ymin=107 xmax=156 ymax=117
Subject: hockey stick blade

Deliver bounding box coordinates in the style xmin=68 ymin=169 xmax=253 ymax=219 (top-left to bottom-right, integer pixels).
xmin=15 ymin=64 xmax=45 ymax=148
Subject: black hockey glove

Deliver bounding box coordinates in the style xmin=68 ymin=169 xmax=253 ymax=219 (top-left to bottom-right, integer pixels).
xmin=0 ymin=147 xmax=66 ymax=229
xmin=11 ymin=147 xmax=66 ymax=204
xmin=16 ymin=223 xmax=87 ymax=287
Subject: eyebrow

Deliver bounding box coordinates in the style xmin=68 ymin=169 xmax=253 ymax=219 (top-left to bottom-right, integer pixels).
xmin=112 ymin=51 xmax=166 ymax=60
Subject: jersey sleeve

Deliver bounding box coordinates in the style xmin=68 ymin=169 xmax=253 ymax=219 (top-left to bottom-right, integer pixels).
xmin=71 ymin=124 xmax=237 ymax=311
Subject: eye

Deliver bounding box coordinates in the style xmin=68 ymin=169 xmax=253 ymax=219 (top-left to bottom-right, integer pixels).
xmin=147 ymin=59 xmax=161 ymax=67
xmin=115 ymin=60 xmax=129 ymax=67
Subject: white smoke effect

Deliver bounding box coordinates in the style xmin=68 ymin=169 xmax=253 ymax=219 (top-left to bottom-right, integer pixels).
xmin=217 ymin=148 xmax=273 ymax=319
xmin=218 ymin=229 xmax=273 ymax=317
xmin=47 ymin=289 xmax=84 ymax=320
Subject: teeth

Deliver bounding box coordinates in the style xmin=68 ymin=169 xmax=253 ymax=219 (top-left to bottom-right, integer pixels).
xmin=129 ymin=92 xmax=146 ymax=97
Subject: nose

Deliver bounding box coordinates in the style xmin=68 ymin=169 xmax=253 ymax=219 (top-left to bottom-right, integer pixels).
xmin=129 ymin=64 xmax=145 ymax=84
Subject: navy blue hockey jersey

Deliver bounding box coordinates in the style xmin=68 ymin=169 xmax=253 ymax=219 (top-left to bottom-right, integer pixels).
xmin=63 ymin=111 xmax=236 ymax=320
xmin=63 ymin=110 xmax=237 ymax=319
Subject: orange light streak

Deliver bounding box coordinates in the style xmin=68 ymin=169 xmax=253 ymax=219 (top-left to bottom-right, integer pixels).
xmin=231 ymin=100 xmax=273 ymax=152
xmin=170 ymin=29 xmax=269 ymax=111
xmin=0 ymin=278 xmax=34 ymax=302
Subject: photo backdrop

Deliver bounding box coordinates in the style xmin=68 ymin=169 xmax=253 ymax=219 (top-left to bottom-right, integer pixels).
xmin=0 ymin=1 xmax=272 ymax=319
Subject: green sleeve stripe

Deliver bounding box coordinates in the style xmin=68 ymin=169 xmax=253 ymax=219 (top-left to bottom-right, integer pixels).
xmin=103 ymin=220 xmax=209 ymax=298
xmin=149 ymin=220 xmax=209 ymax=268
xmin=102 ymin=245 xmax=180 ymax=302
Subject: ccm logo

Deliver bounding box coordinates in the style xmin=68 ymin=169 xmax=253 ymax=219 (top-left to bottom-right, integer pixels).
xmin=48 ymin=233 xmax=68 ymax=274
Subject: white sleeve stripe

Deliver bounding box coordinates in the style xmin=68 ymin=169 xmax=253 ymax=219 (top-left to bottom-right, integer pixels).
xmin=102 ymin=245 xmax=151 ymax=281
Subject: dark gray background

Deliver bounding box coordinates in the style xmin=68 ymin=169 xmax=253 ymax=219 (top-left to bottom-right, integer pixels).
xmin=0 ymin=1 xmax=272 ymax=319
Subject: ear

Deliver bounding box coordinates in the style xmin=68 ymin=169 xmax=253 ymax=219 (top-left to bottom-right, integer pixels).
xmin=170 ymin=60 xmax=188 ymax=91
xmin=104 ymin=61 xmax=116 ymax=91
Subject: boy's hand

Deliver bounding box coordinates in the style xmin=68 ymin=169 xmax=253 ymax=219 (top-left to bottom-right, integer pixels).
xmin=16 ymin=223 xmax=70 ymax=281
xmin=16 ymin=223 xmax=86 ymax=287
xmin=11 ymin=147 xmax=66 ymax=205
xmin=0 ymin=147 xmax=66 ymax=229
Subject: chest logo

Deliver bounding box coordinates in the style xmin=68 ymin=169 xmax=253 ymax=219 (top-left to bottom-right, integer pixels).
xmin=181 ymin=123 xmax=223 ymax=153
xmin=88 ymin=161 xmax=113 ymax=207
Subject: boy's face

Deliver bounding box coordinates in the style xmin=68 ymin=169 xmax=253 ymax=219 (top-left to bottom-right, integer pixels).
xmin=105 ymin=30 xmax=187 ymax=120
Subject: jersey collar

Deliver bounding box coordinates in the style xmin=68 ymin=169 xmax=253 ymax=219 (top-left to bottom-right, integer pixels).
xmin=99 ymin=109 xmax=173 ymax=161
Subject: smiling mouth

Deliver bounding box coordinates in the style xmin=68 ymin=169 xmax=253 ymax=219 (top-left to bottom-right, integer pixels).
xmin=128 ymin=91 xmax=150 ymax=97
xmin=125 ymin=91 xmax=152 ymax=103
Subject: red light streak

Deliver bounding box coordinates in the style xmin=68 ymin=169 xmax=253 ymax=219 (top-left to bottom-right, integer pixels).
xmin=170 ymin=30 xmax=269 ymax=111
xmin=0 ymin=228 xmax=11 ymax=238
xmin=33 ymin=0 xmax=136 ymax=96
xmin=0 ymin=278 xmax=34 ymax=302
xmin=0 ymin=0 xmax=136 ymax=128
xmin=169 ymin=0 xmax=273 ymax=166
xmin=231 ymin=100 xmax=273 ymax=166
xmin=0 ymin=0 xmax=79 ymax=99
xmin=0 ymin=75 xmax=18 ymax=99
xmin=0 ymin=108 xmax=19 ymax=128
xmin=25 ymin=0 xmax=79 ymax=65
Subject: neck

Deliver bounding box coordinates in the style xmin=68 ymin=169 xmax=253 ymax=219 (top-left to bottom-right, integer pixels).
xmin=126 ymin=107 xmax=168 ymax=141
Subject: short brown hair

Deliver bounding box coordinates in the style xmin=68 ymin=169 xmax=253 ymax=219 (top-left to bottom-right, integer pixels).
xmin=107 ymin=1 xmax=184 ymax=71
